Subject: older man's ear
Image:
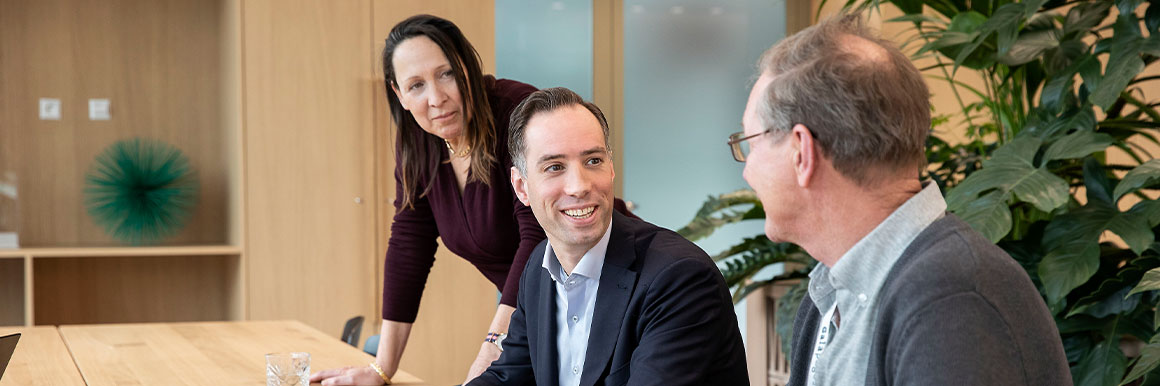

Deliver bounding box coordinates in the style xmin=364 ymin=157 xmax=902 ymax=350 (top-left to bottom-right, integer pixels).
xmin=511 ymin=166 xmax=530 ymax=206
xmin=791 ymin=123 xmax=820 ymax=189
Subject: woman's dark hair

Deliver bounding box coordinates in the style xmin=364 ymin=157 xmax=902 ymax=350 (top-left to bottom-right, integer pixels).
xmin=383 ymin=14 xmax=496 ymax=209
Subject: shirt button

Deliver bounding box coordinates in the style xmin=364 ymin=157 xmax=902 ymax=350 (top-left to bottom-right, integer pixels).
xmin=573 ymin=366 xmax=579 ymax=374
xmin=858 ymin=293 xmax=868 ymax=302
xmin=571 ymin=315 xmax=579 ymax=323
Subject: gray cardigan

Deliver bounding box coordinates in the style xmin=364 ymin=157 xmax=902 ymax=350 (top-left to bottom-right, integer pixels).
xmin=787 ymin=214 xmax=1072 ymax=386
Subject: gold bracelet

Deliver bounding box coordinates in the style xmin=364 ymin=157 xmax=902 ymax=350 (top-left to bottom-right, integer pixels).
xmin=369 ymin=362 xmax=392 ymax=385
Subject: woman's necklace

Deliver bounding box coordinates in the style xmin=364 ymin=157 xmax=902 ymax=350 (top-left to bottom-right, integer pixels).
xmin=445 ymin=139 xmax=470 ymax=158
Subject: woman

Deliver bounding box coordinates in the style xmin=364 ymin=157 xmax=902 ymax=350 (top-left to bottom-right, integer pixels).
xmin=312 ymin=14 xmax=629 ymax=386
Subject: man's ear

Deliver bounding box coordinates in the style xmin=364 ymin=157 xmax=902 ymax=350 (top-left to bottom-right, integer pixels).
xmin=511 ymin=166 xmax=530 ymax=206
xmin=390 ymin=82 xmax=410 ymax=111
xmin=609 ymin=158 xmax=615 ymax=181
xmin=792 ymin=124 xmax=818 ymax=188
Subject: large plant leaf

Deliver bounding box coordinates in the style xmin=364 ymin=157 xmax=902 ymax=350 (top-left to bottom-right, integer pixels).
xmin=1001 ymin=29 xmax=1060 ymax=65
xmin=987 ymin=3 xmax=1029 ymax=56
xmin=1090 ymin=16 xmax=1146 ymax=110
xmin=712 ymin=236 xmax=777 ymax=262
xmin=1045 ymin=161 xmax=1158 ymax=254
xmin=1070 ymin=256 xmax=1158 ymax=316
xmin=1079 ymin=53 xmax=1105 ymax=99
xmin=1058 ymin=314 xmax=1109 ymax=335
xmin=1038 ymin=193 xmax=1157 ymax=305
xmin=926 ymin=11 xmax=993 ymax=70
xmin=1040 ymin=240 xmax=1101 ymax=306
xmin=1064 ymin=1 xmax=1113 ymax=38
xmin=1074 ymin=338 xmax=1127 ymax=386
xmin=1042 ymin=55 xmax=1096 ymax=112
xmin=1045 ymin=38 xmax=1091 ymax=74
xmin=1122 ymin=334 xmax=1160 ymax=385
xmin=1118 ymin=0 xmax=1146 ymax=23
xmin=1065 ymin=334 xmax=1097 ymax=365
xmin=1068 ymin=287 xmax=1141 ymax=318
xmin=951 ymin=5 xmax=1028 ymax=70
xmin=1042 ymin=130 xmax=1114 ymax=163
xmin=1087 ymin=156 xmax=1116 ymax=205
xmin=1128 ymin=267 xmax=1160 ymax=297
xmin=1028 ymin=106 xmax=1096 ymax=139
xmin=1114 ymin=160 xmax=1160 ymax=201
xmin=957 ymin=190 xmax=1013 ymax=243
xmin=947 ymin=137 xmax=1070 ymax=214
xmin=1131 ymin=199 xmax=1160 ymax=228
xmin=678 ymin=189 xmax=760 ymax=241
xmin=1148 ymin=1 xmax=1160 ymax=34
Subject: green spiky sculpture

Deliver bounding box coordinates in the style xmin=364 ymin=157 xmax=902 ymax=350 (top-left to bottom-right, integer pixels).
xmin=85 ymin=138 xmax=198 ymax=245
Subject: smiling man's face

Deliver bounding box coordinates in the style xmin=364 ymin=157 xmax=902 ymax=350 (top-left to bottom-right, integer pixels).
xmin=511 ymin=104 xmax=615 ymax=258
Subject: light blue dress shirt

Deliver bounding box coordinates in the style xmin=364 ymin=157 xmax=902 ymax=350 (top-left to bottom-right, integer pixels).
xmin=541 ymin=220 xmax=613 ymax=386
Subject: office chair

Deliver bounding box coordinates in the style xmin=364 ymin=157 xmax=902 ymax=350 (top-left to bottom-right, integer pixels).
xmin=341 ymin=316 xmax=364 ymax=348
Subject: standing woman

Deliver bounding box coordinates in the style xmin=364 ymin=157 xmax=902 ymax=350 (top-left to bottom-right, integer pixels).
xmin=312 ymin=14 xmax=545 ymax=386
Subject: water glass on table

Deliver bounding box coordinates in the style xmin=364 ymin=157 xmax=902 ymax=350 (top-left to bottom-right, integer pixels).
xmin=266 ymin=352 xmax=310 ymax=386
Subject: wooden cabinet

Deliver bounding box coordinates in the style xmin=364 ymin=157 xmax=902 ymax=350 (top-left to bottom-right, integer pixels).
xmin=0 ymin=0 xmax=244 ymax=327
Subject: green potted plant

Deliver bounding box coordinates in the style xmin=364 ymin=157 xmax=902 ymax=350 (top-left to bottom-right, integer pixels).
xmin=682 ymin=1 xmax=1160 ymax=384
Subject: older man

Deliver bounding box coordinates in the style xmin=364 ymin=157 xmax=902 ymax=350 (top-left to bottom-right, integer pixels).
xmin=732 ymin=13 xmax=1071 ymax=386
xmin=467 ymin=87 xmax=748 ymax=386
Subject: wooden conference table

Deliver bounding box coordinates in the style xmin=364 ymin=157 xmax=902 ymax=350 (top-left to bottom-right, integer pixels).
xmin=0 ymin=320 xmax=427 ymax=385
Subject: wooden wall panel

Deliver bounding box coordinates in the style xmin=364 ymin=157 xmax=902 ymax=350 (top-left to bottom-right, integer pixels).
xmin=0 ymin=0 xmax=231 ymax=247
xmin=242 ymin=0 xmax=378 ymax=341
xmin=372 ymin=2 xmax=498 ymax=385
xmin=594 ymin=0 xmax=625 ymax=196
xmin=32 ymin=255 xmax=234 ymax=325
xmin=0 ymin=258 xmax=23 ymax=326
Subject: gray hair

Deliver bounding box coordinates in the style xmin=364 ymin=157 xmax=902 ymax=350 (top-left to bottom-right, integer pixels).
xmin=756 ymin=12 xmax=930 ymax=185
xmin=508 ymin=87 xmax=612 ymax=175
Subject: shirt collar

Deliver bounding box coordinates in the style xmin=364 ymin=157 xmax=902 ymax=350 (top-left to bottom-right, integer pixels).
xmin=810 ymin=181 xmax=947 ymax=303
xmin=542 ymin=219 xmax=614 ymax=283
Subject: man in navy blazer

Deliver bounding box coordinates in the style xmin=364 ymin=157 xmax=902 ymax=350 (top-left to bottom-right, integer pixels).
xmin=465 ymin=87 xmax=748 ymax=386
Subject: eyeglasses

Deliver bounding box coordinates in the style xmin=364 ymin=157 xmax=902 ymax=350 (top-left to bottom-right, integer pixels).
xmin=727 ymin=128 xmax=771 ymax=162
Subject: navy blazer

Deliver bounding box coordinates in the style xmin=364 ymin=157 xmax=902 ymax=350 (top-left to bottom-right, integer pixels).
xmin=468 ymin=211 xmax=749 ymax=386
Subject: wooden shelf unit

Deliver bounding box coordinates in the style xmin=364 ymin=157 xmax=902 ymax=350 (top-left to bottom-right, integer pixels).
xmin=0 ymin=246 xmax=244 ymax=327
xmin=0 ymin=0 xmax=245 ymax=328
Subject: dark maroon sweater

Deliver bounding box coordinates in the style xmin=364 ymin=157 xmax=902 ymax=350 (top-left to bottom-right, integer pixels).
xmin=381 ymin=76 xmax=545 ymax=323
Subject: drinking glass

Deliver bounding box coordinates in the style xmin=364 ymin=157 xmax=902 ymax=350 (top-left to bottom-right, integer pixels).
xmin=265 ymin=352 xmax=310 ymax=386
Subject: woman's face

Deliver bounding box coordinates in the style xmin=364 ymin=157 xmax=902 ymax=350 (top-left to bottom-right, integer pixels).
xmin=391 ymin=36 xmax=466 ymax=141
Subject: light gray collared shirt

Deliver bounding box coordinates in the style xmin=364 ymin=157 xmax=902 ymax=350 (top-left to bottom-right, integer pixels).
xmin=541 ymin=221 xmax=613 ymax=386
xmin=806 ymin=182 xmax=947 ymax=386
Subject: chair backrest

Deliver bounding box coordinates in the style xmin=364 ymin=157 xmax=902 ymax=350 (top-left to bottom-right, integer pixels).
xmin=341 ymin=316 xmax=364 ymax=348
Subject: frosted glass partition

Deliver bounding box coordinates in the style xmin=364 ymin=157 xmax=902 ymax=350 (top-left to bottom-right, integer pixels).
xmin=496 ymin=0 xmax=594 ymax=99
xmin=623 ymin=0 xmax=785 ymax=252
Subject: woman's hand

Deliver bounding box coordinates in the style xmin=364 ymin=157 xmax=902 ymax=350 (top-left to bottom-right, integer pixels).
xmin=461 ymin=341 xmax=502 ymax=384
xmin=309 ymin=365 xmax=385 ymax=386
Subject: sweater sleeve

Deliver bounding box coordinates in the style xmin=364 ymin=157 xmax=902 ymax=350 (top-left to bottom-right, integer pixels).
xmin=381 ymin=166 xmax=441 ymax=323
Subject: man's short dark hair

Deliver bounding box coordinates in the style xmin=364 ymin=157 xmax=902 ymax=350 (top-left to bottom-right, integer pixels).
xmin=508 ymin=87 xmax=611 ymax=175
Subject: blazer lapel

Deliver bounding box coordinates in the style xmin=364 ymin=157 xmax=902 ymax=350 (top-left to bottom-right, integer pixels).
xmin=579 ymin=212 xmax=639 ymax=386
xmin=536 ymin=260 xmax=559 ymax=384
